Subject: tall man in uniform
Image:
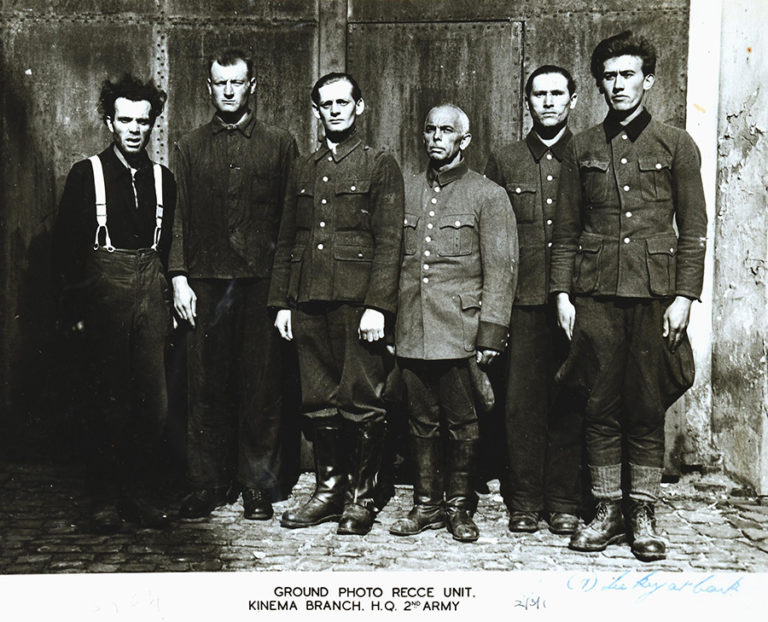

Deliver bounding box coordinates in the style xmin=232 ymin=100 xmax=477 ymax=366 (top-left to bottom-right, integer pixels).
xmin=53 ymin=74 xmax=175 ymax=532
xmin=485 ymin=66 xmax=583 ymax=536
xmin=171 ymin=49 xmax=299 ymax=520
xmin=550 ymin=31 xmax=707 ymax=561
xmin=390 ymin=104 xmax=517 ymax=542
xmin=269 ymin=73 xmax=404 ymax=536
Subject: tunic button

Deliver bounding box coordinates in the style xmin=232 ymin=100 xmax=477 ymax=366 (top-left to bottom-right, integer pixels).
xmin=423 ymin=264 xmax=429 ymax=270
xmin=319 ymin=221 xmax=326 ymax=227
xmin=655 ymin=163 xmax=662 ymax=169
xmin=434 ymin=187 xmax=441 ymax=193
xmin=625 ymin=211 xmax=632 ymax=218
xmin=327 ymin=156 xmax=332 ymax=161
xmin=546 ymin=198 xmax=553 ymax=204
xmin=403 ymin=218 xmax=408 ymax=225
xmin=429 ymin=211 xmax=435 ymax=217
xmin=423 ymin=277 xmax=429 ymax=284
xmin=424 ymin=250 xmax=430 ymax=256
xmin=546 ymin=154 xmax=552 ymax=160
xmin=431 ymin=198 xmax=438 ymax=204
xmin=515 ymin=187 xmax=522 ymax=193
xmin=623 ymin=237 xmax=630 ymax=244
xmin=300 ymin=188 xmax=305 ymax=193
xmin=425 ymin=236 xmax=431 ymax=242
xmin=547 ymin=242 xmax=553 ymax=248
xmin=623 ymin=185 xmax=630 ymax=192
xmin=621 ymin=134 xmax=628 ymax=140
xmin=357 ymin=252 xmax=363 ymax=258
xmin=546 ymin=219 xmax=553 ymax=225
xmin=620 ymin=158 xmax=628 ymax=164
xmin=546 ymin=175 xmax=553 ymax=181
xmin=350 ymin=185 xmax=356 ymax=191
xmin=454 ymin=220 xmax=461 ymax=226
xmin=317 ymin=243 xmax=324 ymax=250
xmin=427 ymin=223 xmax=433 ymax=229
xmin=321 ymin=199 xmax=327 ymax=204
xmin=322 ymin=176 xmax=329 ymax=182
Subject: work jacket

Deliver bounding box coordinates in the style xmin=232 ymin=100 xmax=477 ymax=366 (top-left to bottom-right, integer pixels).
xmin=395 ymin=161 xmax=518 ymax=360
xmin=549 ymin=109 xmax=707 ymax=300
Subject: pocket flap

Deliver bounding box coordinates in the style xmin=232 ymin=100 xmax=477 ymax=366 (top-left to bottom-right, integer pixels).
xmin=577 ymin=233 xmax=603 ymax=253
xmin=579 ymin=159 xmax=610 ymax=172
xmin=506 ymin=183 xmax=537 ymax=195
xmin=289 ymin=245 xmax=305 ymax=262
xmin=297 ymin=181 xmax=314 ymax=196
xmin=403 ymin=213 xmax=420 ymax=228
xmin=333 ymin=244 xmax=374 ymax=261
xmin=438 ymin=213 xmax=475 ymax=229
xmin=335 ymin=179 xmax=371 ymax=194
xmin=638 ymin=156 xmax=672 ymax=172
xmin=646 ymin=235 xmax=677 ymax=256
xmin=459 ymin=293 xmax=481 ymax=310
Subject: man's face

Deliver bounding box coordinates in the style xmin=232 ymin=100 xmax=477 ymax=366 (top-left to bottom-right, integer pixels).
xmin=106 ymin=97 xmax=153 ymax=156
xmin=313 ymin=79 xmax=364 ymax=133
xmin=527 ymin=72 xmax=576 ymax=127
xmin=599 ymin=55 xmax=654 ymax=113
xmin=208 ymin=59 xmax=255 ymax=115
xmin=423 ymin=107 xmax=469 ymax=165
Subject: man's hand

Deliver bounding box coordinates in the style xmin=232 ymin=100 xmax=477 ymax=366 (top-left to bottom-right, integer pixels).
xmin=275 ymin=309 xmax=293 ymax=341
xmin=476 ymin=349 xmax=500 ymax=366
xmin=358 ymin=308 xmax=385 ymax=342
xmin=556 ymin=292 xmax=576 ymax=340
xmin=663 ymin=295 xmax=692 ymax=352
xmin=172 ymin=275 xmax=197 ymax=327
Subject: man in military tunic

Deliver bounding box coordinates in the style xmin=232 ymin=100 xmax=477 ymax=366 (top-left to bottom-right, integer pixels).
xmin=485 ymin=65 xmax=583 ymax=536
xmin=390 ymin=104 xmax=517 ymax=542
xmin=269 ymin=73 xmax=404 ymax=536
xmin=550 ymin=31 xmax=707 ymax=561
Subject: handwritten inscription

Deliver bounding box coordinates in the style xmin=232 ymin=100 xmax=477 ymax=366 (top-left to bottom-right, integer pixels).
xmin=567 ymin=571 xmax=742 ymax=602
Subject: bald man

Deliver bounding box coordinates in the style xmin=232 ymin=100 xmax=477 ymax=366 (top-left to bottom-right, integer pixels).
xmin=390 ymin=104 xmax=517 ymax=542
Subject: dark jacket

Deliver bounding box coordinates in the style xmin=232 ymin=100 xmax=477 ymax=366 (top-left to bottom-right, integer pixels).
xmin=395 ymin=161 xmax=518 ymax=360
xmin=53 ymin=145 xmax=176 ymax=290
xmin=169 ymin=113 xmax=298 ymax=279
xmin=549 ymin=110 xmax=707 ymax=300
xmin=267 ymin=132 xmax=404 ymax=314
xmin=485 ymin=129 xmax=572 ymax=306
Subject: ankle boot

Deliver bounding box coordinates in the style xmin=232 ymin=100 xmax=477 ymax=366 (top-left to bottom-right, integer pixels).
xmin=628 ymin=501 xmax=666 ymax=561
xmin=445 ymin=439 xmax=480 ymax=543
xmin=338 ymin=420 xmax=386 ymax=535
xmin=390 ymin=436 xmax=446 ymax=536
xmin=569 ymin=499 xmax=625 ymax=551
xmin=281 ymin=418 xmax=346 ymax=528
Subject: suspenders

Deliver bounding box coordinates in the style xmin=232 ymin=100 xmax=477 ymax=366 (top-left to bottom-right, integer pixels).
xmin=89 ymin=155 xmax=164 ymax=252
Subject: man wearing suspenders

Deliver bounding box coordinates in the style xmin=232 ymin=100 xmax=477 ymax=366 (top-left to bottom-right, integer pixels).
xmin=53 ymin=74 xmax=176 ymax=533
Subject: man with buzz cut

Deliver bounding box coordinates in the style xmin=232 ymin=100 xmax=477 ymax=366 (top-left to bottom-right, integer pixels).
xmin=269 ymin=72 xmax=404 ymax=536
xmin=550 ymin=31 xmax=707 ymax=561
xmin=389 ymin=103 xmax=517 ymax=543
xmin=170 ymin=48 xmax=299 ymax=521
xmin=53 ymin=74 xmax=175 ymax=533
xmin=485 ymin=65 xmax=584 ymax=537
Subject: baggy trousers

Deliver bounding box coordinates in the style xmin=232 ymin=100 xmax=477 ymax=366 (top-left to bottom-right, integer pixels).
xmin=186 ymin=278 xmax=284 ymax=495
xmin=82 ymin=248 xmax=170 ymax=500
xmin=505 ymin=305 xmax=583 ymax=514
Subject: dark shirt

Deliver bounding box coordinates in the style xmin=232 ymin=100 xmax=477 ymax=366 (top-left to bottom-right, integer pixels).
xmin=395 ymin=161 xmax=517 ymax=359
xmin=169 ymin=113 xmax=299 ymax=279
xmin=267 ymin=132 xmax=404 ymax=314
xmin=485 ymin=129 xmax=572 ymax=306
xmin=53 ymin=145 xmax=176 ymax=290
xmin=550 ymin=110 xmax=707 ymax=300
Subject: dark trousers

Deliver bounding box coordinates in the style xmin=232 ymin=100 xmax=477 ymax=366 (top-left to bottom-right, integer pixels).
xmin=504 ymin=306 xmax=583 ymax=514
xmin=398 ymin=358 xmax=478 ymax=441
xmin=572 ymin=297 xmax=673 ymax=469
xmin=293 ymin=303 xmax=388 ymax=423
xmin=186 ymin=278 xmax=283 ymax=495
xmin=82 ymin=248 xmax=170 ymax=501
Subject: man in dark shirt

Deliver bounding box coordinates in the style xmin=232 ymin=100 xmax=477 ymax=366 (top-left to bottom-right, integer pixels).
xmin=269 ymin=73 xmax=404 ymax=536
xmin=485 ymin=66 xmax=583 ymax=537
xmin=550 ymin=31 xmax=707 ymax=561
xmin=170 ymin=49 xmax=298 ymax=521
xmin=53 ymin=74 xmax=176 ymax=533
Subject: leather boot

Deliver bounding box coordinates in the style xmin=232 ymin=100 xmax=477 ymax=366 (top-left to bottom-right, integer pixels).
xmin=628 ymin=501 xmax=666 ymax=561
xmin=338 ymin=420 xmax=386 ymax=535
xmin=281 ymin=418 xmax=346 ymax=528
xmin=569 ymin=499 xmax=625 ymax=551
xmin=390 ymin=436 xmax=446 ymax=536
xmin=445 ymin=439 xmax=480 ymax=543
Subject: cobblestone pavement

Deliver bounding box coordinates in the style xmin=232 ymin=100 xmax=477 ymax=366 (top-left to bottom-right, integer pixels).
xmin=0 ymin=461 xmax=767 ymax=574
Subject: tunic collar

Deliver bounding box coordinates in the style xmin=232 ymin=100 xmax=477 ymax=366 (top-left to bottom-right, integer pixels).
xmin=426 ymin=159 xmax=468 ymax=187
xmin=211 ymin=110 xmax=255 ymax=137
xmin=603 ymin=108 xmax=652 ymax=142
xmin=314 ymin=129 xmax=363 ymax=163
xmin=526 ymin=127 xmax=573 ymax=162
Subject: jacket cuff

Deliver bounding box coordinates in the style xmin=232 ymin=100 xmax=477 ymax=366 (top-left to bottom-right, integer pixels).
xmin=476 ymin=321 xmax=508 ymax=352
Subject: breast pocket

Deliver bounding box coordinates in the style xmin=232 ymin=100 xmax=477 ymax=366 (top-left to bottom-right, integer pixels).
xmin=574 ymin=232 xmax=604 ymax=294
xmin=638 ymin=156 xmax=673 ymax=202
xmin=437 ymin=214 xmax=476 ymax=256
xmin=579 ymin=159 xmax=611 ymax=205
xmin=506 ymin=183 xmax=537 ymax=223
xmin=403 ymin=213 xmax=420 ymax=255
xmin=335 ymin=179 xmax=371 ymax=230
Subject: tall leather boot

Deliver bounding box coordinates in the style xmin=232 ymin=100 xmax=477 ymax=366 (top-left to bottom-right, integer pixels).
xmin=390 ymin=435 xmax=446 ymax=536
xmin=281 ymin=418 xmax=346 ymax=528
xmin=445 ymin=438 xmax=480 ymax=542
xmin=337 ymin=420 xmax=386 ymax=535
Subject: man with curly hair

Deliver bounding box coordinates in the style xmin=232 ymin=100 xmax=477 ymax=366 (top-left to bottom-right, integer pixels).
xmin=53 ymin=74 xmax=176 ymax=533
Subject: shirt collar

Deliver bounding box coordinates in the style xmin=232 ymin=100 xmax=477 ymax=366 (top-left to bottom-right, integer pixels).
xmin=313 ymin=130 xmax=362 ymax=163
xmin=109 ymin=144 xmax=151 ymax=172
xmin=426 ymin=158 xmax=468 ymax=187
xmin=603 ymin=107 xmax=652 ymax=142
xmin=211 ymin=110 xmax=255 ymax=136
xmin=526 ymin=127 xmax=573 ymax=162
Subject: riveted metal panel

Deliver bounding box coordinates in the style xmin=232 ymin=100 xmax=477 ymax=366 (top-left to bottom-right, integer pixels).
xmin=347 ymin=21 xmax=522 ymax=176
xmin=2 ymin=0 xmax=158 ymax=14
xmin=165 ymin=0 xmax=317 ymax=21
xmin=166 ymin=21 xmax=318 ymax=155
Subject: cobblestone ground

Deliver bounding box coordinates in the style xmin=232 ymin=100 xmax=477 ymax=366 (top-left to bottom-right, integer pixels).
xmin=1 ymin=461 xmax=767 ymax=574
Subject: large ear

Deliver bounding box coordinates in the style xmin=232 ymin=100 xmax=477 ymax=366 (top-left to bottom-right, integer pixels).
xmin=459 ymin=132 xmax=472 ymax=151
xmin=105 ymin=117 xmax=115 ymax=133
xmin=355 ymin=98 xmax=365 ymax=116
xmin=642 ymin=73 xmax=656 ymax=92
xmin=248 ymin=77 xmax=257 ymax=95
xmin=206 ymin=78 xmax=212 ymax=97
xmin=569 ymin=92 xmax=579 ymax=110
xmin=312 ymin=103 xmax=320 ymax=120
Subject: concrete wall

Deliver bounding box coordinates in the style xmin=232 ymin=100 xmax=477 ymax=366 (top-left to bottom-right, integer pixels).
xmin=713 ymin=0 xmax=768 ymax=493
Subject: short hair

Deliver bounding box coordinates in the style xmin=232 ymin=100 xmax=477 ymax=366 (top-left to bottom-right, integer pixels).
xmin=425 ymin=103 xmax=470 ymax=135
xmin=208 ymin=48 xmax=254 ymax=79
xmin=311 ymin=73 xmax=362 ymax=105
xmin=98 ymin=74 xmax=167 ymax=123
xmin=590 ymin=31 xmax=657 ymax=83
xmin=525 ymin=65 xmax=577 ymax=99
